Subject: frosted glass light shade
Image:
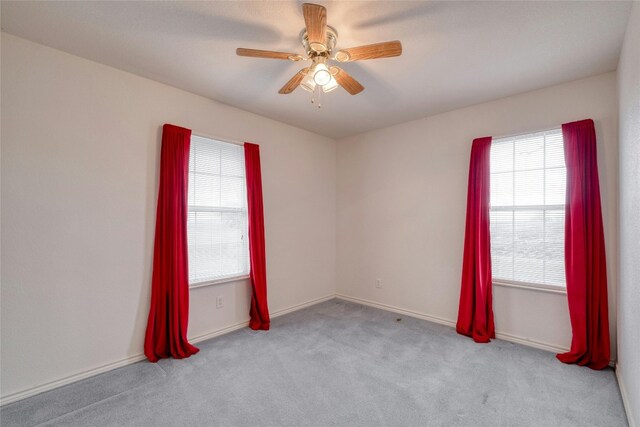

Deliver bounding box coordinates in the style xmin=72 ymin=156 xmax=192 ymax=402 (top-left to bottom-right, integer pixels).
xmin=322 ymin=76 xmax=338 ymax=93
xmin=313 ymin=63 xmax=331 ymax=86
xmin=300 ymin=73 xmax=316 ymax=92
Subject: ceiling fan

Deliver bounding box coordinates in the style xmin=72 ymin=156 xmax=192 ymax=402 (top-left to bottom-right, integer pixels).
xmin=236 ymin=3 xmax=402 ymax=106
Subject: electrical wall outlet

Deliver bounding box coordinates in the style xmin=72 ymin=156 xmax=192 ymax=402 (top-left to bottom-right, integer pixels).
xmin=216 ymin=295 xmax=224 ymax=309
xmin=375 ymin=279 xmax=382 ymax=289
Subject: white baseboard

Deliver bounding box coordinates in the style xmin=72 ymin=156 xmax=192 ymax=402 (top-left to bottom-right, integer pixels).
xmin=335 ymin=293 xmax=572 ymax=354
xmin=0 ymin=294 xmax=334 ymax=406
xmin=189 ymin=320 xmax=250 ymax=344
xmin=494 ymin=330 xmax=569 ymax=353
xmin=616 ymin=364 xmax=637 ymax=427
xmin=336 ymin=294 xmax=457 ymax=328
xmin=271 ymin=294 xmax=335 ymax=318
xmin=0 ymin=353 xmax=148 ymax=406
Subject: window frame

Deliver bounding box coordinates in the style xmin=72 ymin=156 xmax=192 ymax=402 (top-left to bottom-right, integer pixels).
xmin=190 ymin=274 xmax=251 ymax=289
xmin=187 ymin=134 xmax=250 ymax=288
xmin=489 ymin=128 xmax=567 ymax=293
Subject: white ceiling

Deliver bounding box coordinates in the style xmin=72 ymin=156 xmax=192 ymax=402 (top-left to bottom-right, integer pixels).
xmin=1 ymin=1 xmax=632 ymax=139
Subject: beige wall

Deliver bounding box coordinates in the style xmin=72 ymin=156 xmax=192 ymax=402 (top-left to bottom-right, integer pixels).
xmin=0 ymin=33 xmax=337 ymax=401
xmin=337 ymin=72 xmax=618 ymax=357
xmin=617 ymin=2 xmax=640 ymax=425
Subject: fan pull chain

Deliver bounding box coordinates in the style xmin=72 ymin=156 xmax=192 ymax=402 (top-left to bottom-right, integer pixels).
xmin=310 ymin=85 xmax=323 ymax=109
xmin=316 ymin=86 xmax=323 ymax=109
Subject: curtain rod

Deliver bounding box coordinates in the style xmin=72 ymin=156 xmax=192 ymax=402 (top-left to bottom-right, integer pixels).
xmin=492 ymin=125 xmax=562 ymax=141
xmin=191 ymin=131 xmax=245 ymax=146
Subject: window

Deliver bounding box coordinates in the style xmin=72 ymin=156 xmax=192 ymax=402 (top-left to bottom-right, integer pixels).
xmin=489 ymin=129 xmax=566 ymax=288
xmin=187 ymin=135 xmax=249 ymax=285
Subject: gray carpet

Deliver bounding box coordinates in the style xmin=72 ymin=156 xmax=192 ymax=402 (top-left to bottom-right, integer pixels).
xmin=1 ymin=299 xmax=628 ymax=426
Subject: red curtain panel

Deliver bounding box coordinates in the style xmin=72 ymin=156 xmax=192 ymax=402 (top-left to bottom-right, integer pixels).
xmin=557 ymin=119 xmax=610 ymax=370
xmin=244 ymin=143 xmax=271 ymax=330
xmin=144 ymin=124 xmax=199 ymax=362
xmin=456 ymin=136 xmax=495 ymax=343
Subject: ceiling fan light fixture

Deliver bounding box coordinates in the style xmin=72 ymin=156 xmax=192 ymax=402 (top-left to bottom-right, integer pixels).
xmin=300 ymin=72 xmax=316 ymax=92
xmin=322 ymin=76 xmax=339 ymax=93
xmin=313 ymin=63 xmax=332 ymax=86
xmin=300 ymin=68 xmax=337 ymax=94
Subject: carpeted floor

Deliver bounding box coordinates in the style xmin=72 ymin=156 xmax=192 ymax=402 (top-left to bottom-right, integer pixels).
xmin=1 ymin=299 xmax=628 ymax=426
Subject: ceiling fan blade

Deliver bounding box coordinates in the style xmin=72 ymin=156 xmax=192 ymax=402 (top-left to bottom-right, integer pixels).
xmin=330 ymin=66 xmax=364 ymax=95
xmin=236 ymin=48 xmax=303 ymax=61
xmin=278 ymin=68 xmax=310 ymax=94
xmin=303 ymin=3 xmax=327 ymax=52
xmin=334 ymin=41 xmax=402 ymax=62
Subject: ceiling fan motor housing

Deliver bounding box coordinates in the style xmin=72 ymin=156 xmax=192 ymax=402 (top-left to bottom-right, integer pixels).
xmin=300 ymin=25 xmax=338 ymax=57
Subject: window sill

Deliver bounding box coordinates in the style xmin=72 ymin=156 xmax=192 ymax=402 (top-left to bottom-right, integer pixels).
xmin=190 ymin=274 xmax=250 ymax=290
xmin=493 ymin=280 xmax=567 ymax=295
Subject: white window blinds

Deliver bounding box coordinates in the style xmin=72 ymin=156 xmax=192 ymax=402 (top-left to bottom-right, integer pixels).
xmin=187 ymin=135 xmax=249 ymax=285
xmin=490 ymin=129 xmax=566 ymax=287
